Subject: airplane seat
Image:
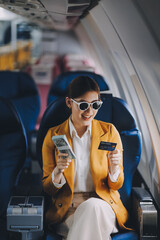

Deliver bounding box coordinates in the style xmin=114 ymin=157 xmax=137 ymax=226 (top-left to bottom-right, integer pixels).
xmin=0 ymin=70 xmax=40 ymax=167
xmin=47 ymin=71 xmax=109 ymax=105
xmin=37 ymin=98 xmax=71 ymax=168
xmin=97 ymin=94 xmax=142 ymax=212
xmin=36 ymin=94 xmax=157 ymax=240
xmin=0 ymin=96 xmax=28 ymax=240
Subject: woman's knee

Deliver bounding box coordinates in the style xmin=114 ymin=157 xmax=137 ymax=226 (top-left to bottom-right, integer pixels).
xmin=77 ymin=197 xmax=100 ymax=212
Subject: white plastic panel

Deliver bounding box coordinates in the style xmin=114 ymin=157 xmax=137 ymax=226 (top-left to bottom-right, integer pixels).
xmin=79 ymin=0 xmax=160 ymax=207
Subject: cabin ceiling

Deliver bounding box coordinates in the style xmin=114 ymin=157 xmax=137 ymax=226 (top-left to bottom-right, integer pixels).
xmin=0 ymin=0 xmax=99 ymax=30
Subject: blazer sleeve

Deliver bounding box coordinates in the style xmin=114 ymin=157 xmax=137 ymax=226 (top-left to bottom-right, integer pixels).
xmin=42 ymin=128 xmax=62 ymax=196
xmin=107 ymin=124 xmax=124 ymax=190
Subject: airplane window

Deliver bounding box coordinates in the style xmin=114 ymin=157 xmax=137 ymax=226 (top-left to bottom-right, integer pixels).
xmin=0 ymin=21 xmax=11 ymax=45
xmin=17 ymin=23 xmax=31 ymax=40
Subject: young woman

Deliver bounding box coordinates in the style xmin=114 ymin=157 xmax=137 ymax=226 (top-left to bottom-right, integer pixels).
xmin=42 ymin=76 xmax=129 ymax=240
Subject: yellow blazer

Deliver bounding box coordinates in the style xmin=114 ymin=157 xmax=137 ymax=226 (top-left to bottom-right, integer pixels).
xmin=42 ymin=118 xmax=129 ymax=229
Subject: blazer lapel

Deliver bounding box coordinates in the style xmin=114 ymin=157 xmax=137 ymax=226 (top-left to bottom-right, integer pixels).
xmin=90 ymin=120 xmax=109 ymax=189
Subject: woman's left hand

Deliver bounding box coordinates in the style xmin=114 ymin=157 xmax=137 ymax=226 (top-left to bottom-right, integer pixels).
xmin=108 ymin=149 xmax=121 ymax=175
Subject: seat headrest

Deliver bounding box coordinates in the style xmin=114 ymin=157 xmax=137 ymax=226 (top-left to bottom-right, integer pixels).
xmin=112 ymin=97 xmax=137 ymax=131
xmin=37 ymin=98 xmax=71 ymax=167
xmin=96 ymin=94 xmax=137 ymax=132
xmin=119 ymin=130 xmax=142 ymax=210
xmin=0 ymin=71 xmax=39 ymax=98
xmin=0 ymin=96 xmax=28 ymax=146
xmin=37 ymin=94 xmax=138 ymax=167
xmin=0 ymin=97 xmax=22 ymax=135
xmin=47 ymin=71 xmax=109 ymax=105
xmin=0 ymin=96 xmax=28 ymax=218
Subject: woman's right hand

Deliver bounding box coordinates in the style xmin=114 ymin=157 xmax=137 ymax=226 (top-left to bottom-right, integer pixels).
xmin=54 ymin=152 xmax=71 ymax=184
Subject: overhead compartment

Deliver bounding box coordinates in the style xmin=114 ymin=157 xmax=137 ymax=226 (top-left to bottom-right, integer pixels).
xmin=0 ymin=0 xmax=99 ymax=30
xmin=40 ymin=0 xmax=91 ymax=30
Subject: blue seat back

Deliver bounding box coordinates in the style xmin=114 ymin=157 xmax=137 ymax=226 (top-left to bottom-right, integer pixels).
xmin=0 ymin=96 xmax=27 ymax=219
xmin=37 ymin=98 xmax=71 ymax=167
xmin=96 ymin=94 xmax=142 ymax=210
xmin=0 ymin=71 xmax=40 ymax=134
xmin=47 ymin=71 xmax=110 ymax=105
xmin=37 ymin=93 xmax=141 ymax=212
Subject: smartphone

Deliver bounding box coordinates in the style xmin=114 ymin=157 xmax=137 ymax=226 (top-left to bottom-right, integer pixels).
xmin=98 ymin=141 xmax=117 ymax=151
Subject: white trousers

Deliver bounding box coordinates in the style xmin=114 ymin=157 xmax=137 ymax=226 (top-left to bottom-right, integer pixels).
xmin=66 ymin=197 xmax=118 ymax=240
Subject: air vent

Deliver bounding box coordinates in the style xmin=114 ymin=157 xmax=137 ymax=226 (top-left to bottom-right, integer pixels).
xmin=1 ymin=0 xmax=44 ymax=10
xmin=40 ymin=0 xmax=91 ymax=14
xmin=68 ymin=0 xmax=90 ymax=3
xmin=40 ymin=0 xmax=91 ymax=29
xmin=68 ymin=5 xmax=89 ymax=14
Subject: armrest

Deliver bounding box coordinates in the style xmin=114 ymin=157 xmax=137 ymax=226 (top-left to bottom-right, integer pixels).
xmin=132 ymin=187 xmax=158 ymax=239
xmin=7 ymin=196 xmax=44 ymax=240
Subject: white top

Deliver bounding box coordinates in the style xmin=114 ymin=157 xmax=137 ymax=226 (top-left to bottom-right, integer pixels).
xmin=69 ymin=118 xmax=94 ymax=192
xmin=52 ymin=118 xmax=120 ymax=190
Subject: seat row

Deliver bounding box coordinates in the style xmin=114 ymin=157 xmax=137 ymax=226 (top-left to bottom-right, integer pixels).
xmin=25 ymin=53 xmax=105 ymax=128
xmin=0 ymin=69 xmax=109 ymax=239
xmin=0 ymin=69 xmax=109 ymax=129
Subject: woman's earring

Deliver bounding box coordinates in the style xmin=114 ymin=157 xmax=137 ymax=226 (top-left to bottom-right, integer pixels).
xmin=66 ymin=98 xmax=71 ymax=108
xmin=68 ymin=101 xmax=72 ymax=109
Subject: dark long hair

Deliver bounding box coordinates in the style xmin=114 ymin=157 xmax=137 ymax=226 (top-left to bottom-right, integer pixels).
xmin=66 ymin=76 xmax=100 ymax=99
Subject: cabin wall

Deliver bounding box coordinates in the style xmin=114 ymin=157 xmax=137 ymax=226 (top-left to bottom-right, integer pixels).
xmin=74 ymin=0 xmax=160 ymax=206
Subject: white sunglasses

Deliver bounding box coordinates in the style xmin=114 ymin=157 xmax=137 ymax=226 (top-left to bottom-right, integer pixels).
xmin=71 ymin=98 xmax=103 ymax=111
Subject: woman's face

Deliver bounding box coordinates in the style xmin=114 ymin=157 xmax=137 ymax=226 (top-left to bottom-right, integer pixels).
xmin=66 ymin=91 xmax=99 ymax=129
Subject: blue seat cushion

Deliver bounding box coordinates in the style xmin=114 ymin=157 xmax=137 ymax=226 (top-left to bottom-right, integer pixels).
xmin=45 ymin=230 xmax=138 ymax=240
xmin=12 ymin=95 xmax=40 ymax=133
xmin=0 ymin=71 xmax=38 ymax=98
xmin=0 ymin=132 xmax=26 ymax=217
xmin=0 ymin=71 xmax=40 ymax=134
xmin=97 ymin=94 xmax=137 ymax=131
xmin=112 ymin=231 xmax=138 ymax=240
xmin=46 ymin=232 xmax=62 ymax=240
xmin=0 ymin=218 xmax=9 ymax=240
xmin=0 ymin=97 xmax=27 ymax=217
xmin=119 ymin=131 xmax=141 ymax=210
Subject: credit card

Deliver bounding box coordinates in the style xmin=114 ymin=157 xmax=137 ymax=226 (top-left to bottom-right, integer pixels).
xmin=98 ymin=141 xmax=117 ymax=151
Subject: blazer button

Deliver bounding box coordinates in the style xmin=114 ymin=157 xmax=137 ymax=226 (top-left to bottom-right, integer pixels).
xmin=110 ymin=200 xmax=113 ymax=204
xmin=58 ymin=203 xmax=62 ymax=207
